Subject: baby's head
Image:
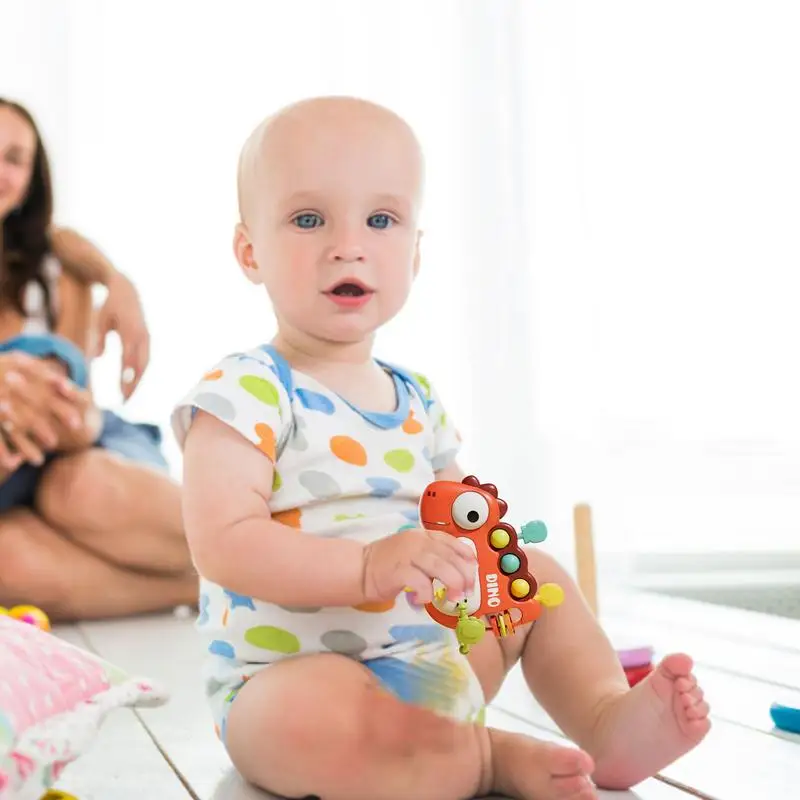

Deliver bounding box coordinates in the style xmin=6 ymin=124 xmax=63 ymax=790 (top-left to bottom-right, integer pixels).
xmin=234 ymin=96 xmax=425 ymax=347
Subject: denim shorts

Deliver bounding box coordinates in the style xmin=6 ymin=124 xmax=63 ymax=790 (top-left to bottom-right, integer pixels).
xmin=0 ymin=410 xmax=168 ymax=513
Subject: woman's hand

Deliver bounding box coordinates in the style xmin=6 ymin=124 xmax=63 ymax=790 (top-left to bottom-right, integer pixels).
xmin=0 ymin=353 xmax=84 ymax=469
xmin=93 ymin=273 xmax=150 ymax=401
xmin=51 ymin=227 xmax=151 ymax=401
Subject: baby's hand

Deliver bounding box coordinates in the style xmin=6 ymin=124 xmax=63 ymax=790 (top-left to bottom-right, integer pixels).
xmin=361 ymin=528 xmax=477 ymax=604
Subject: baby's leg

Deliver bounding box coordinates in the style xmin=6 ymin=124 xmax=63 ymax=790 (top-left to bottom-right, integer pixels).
xmin=472 ymin=549 xmax=710 ymax=790
xmin=224 ymin=652 xmax=592 ymax=800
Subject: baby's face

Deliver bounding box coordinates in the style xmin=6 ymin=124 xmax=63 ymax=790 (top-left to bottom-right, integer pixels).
xmin=236 ymin=99 xmax=423 ymax=345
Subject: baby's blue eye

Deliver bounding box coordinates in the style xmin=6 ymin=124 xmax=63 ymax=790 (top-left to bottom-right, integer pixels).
xmin=293 ymin=213 xmax=323 ymax=229
xmin=368 ymin=214 xmax=393 ymax=230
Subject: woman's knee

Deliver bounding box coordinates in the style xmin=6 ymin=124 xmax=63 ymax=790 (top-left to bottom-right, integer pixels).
xmin=0 ymin=511 xmax=67 ymax=609
xmin=35 ymin=449 xmax=127 ymax=528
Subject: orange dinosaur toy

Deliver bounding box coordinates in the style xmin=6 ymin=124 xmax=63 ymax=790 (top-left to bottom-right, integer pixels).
xmin=418 ymin=475 xmax=564 ymax=654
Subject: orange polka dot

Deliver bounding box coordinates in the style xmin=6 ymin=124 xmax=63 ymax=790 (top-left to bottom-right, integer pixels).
xmin=214 ymin=723 xmax=221 ymax=739
xmin=330 ymin=435 xmax=368 ymax=466
xmin=203 ymin=369 xmax=223 ymax=381
xmin=402 ymin=410 xmax=424 ymax=435
xmin=222 ymin=608 xmax=229 ymax=627
xmin=273 ymin=508 xmax=302 ymax=528
xmin=255 ymin=422 xmax=276 ymax=460
xmin=353 ymin=598 xmax=396 ymax=613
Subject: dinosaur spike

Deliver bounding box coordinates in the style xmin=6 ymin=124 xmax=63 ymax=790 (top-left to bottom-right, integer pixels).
xmin=480 ymin=483 xmax=498 ymax=497
xmin=497 ymin=498 xmax=508 ymax=518
xmin=462 ymin=475 xmax=481 ymax=487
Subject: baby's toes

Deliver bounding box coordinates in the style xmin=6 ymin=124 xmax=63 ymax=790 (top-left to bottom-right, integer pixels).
xmin=675 ymin=675 xmax=698 ymax=694
xmin=680 ymin=685 xmax=704 ymax=708
xmin=685 ymin=698 xmax=711 ymax=721
xmin=551 ymin=773 xmax=597 ymax=798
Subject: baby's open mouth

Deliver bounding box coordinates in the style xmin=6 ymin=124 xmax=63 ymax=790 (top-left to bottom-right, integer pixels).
xmin=330 ymin=283 xmax=367 ymax=297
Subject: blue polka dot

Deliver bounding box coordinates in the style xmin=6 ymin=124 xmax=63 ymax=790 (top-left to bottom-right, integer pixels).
xmin=209 ymin=640 xmax=236 ymax=659
xmin=389 ymin=625 xmax=448 ymax=644
xmin=401 ymin=508 xmax=420 ymax=523
xmin=223 ymin=589 xmax=256 ymax=610
xmin=367 ymin=477 xmax=401 ymax=498
xmin=197 ymin=594 xmax=210 ymax=625
xmin=396 ymin=523 xmax=416 ymax=533
xmin=296 ymin=388 xmax=335 ymax=414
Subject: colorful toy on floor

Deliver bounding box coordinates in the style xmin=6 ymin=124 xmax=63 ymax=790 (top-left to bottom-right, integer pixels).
xmin=770 ymin=701 xmax=800 ymax=734
xmin=0 ymin=604 xmax=51 ymax=631
xmin=617 ymin=645 xmax=654 ymax=686
xmin=419 ymin=475 xmax=564 ymax=654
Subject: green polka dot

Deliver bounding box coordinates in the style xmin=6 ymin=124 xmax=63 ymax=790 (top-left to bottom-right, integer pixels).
xmin=414 ymin=373 xmax=432 ymax=398
xmin=439 ymin=412 xmax=447 ymax=428
xmin=475 ymin=707 xmax=486 ymax=726
xmin=384 ymin=449 xmax=415 ymax=473
xmin=244 ymin=625 xmax=300 ymax=654
xmin=334 ymin=513 xmax=366 ymax=521
xmin=239 ymin=375 xmax=280 ymax=407
xmin=272 ymin=470 xmax=282 ymax=492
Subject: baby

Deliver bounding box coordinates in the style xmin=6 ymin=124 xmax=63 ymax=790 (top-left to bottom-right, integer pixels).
xmin=172 ymin=96 xmax=710 ymax=800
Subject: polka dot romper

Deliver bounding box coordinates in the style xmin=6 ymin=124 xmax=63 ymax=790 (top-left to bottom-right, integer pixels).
xmin=171 ymin=345 xmax=486 ymax=743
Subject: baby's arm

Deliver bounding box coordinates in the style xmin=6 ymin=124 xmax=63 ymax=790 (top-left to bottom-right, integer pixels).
xmin=182 ymin=410 xmax=367 ymax=607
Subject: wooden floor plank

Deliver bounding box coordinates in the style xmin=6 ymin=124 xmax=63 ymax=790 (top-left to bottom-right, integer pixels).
xmin=49 ymin=625 xmax=191 ymax=799
xmin=76 ymin=614 xmax=696 ymax=800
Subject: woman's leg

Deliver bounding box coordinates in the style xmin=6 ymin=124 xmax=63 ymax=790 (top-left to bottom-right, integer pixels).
xmin=34 ymin=448 xmax=191 ymax=575
xmin=0 ymin=508 xmax=197 ymax=621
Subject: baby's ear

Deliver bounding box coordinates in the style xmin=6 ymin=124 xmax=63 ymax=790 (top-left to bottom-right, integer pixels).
xmin=413 ymin=230 xmax=423 ymax=277
xmin=233 ymin=223 xmax=261 ymax=284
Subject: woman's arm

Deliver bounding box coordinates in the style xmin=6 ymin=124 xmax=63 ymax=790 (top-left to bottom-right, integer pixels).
xmin=50 ymin=227 xmax=150 ymax=399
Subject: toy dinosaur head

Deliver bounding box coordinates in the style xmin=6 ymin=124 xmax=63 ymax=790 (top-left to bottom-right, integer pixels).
xmin=419 ymin=475 xmax=508 ymax=538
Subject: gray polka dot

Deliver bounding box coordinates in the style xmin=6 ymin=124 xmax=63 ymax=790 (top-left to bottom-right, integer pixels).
xmin=288 ymin=417 xmax=308 ymax=451
xmin=279 ymin=605 xmax=323 ymax=614
xmin=431 ymin=449 xmax=458 ymax=471
xmin=195 ymin=392 xmax=236 ymax=421
xmin=321 ymin=630 xmax=368 ymax=656
xmin=299 ymin=470 xmax=341 ymax=499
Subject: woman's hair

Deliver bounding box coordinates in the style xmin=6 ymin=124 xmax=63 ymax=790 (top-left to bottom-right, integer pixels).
xmin=0 ymin=98 xmax=55 ymax=329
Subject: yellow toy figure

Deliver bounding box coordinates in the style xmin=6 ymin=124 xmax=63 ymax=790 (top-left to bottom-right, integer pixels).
xmin=0 ymin=605 xmax=51 ymax=631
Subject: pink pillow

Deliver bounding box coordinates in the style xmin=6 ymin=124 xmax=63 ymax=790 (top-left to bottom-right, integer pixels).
xmin=0 ymin=616 xmax=167 ymax=800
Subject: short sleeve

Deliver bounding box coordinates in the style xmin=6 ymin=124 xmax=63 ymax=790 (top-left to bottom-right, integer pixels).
xmin=414 ymin=371 xmax=462 ymax=472
xmin=171 ymin=350 xmax=293 ymax=463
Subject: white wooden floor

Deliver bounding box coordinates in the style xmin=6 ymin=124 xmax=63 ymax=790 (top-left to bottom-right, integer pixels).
xmin=50 ymin=588 xmax=800 ymax=799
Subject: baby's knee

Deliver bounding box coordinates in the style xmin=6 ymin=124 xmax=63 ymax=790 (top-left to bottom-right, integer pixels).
xmin=225 ymin=657 xmax=453 ymax=795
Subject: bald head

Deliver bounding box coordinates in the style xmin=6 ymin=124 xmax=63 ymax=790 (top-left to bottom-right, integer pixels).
xmin=236 ymin=96 xmax=424 ymax=225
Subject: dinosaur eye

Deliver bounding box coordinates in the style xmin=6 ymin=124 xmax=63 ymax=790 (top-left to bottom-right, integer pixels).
xmin=451 ymin=491 xmax=490 ymax=531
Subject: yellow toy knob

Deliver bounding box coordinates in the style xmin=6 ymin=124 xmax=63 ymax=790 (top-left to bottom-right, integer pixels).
xmin=535 ymin=583 xmax=565 ymax=608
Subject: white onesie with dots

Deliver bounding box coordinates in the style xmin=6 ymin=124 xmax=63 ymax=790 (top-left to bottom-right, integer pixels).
xmin=171 ymin=344 xmax=486 ymax=739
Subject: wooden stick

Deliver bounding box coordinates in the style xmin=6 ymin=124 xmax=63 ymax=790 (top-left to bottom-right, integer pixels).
xmin=573 ymin=503 xmax=598 ymax=617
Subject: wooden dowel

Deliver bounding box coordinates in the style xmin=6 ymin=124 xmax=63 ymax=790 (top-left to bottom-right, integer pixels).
xmin=573 ymin=503 xmax=598 ymax=616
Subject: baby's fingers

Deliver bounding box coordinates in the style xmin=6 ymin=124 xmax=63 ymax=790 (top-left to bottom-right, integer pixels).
xmin=431 ymin=532 xmax=478 ymax=565
xmin=412 ymin=549 xmax=474 ymax=601
xmin=402 ymin=568 xmax=435 ymax=604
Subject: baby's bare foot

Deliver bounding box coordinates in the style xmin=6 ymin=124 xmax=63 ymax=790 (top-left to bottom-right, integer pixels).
xmin=591 ymin=652 xmax=711 ymax=790
xmin=489 ymin=728 xmax=597 ymax=799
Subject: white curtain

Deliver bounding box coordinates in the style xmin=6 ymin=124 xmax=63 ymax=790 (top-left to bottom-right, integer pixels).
xmin=3 ymin=0 xmax=799 ymax=564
